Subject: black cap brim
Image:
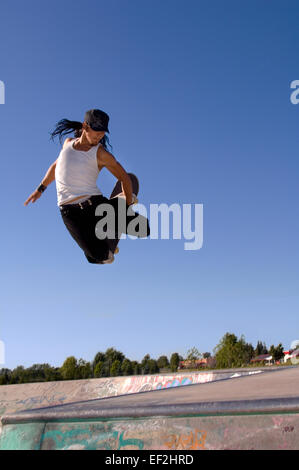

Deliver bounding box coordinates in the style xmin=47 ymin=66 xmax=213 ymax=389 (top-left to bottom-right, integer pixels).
xmin=89 ymin=125 xmax=109 ymax=133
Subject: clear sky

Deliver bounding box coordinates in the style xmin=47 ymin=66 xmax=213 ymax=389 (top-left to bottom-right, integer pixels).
xmin=0 ymin=0 xmax=298 ymax=369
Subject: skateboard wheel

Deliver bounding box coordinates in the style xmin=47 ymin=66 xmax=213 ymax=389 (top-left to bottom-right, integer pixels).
xmin=114 ymin=247 xmax=119 ymax=254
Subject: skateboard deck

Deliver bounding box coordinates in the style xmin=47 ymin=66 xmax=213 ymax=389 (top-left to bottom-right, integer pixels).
xmin=107 ymin=173 xmax=140 ymax=254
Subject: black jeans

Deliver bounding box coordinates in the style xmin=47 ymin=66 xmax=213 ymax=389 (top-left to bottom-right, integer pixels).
xmin=60 ymin=194 xmax=150 ymax=264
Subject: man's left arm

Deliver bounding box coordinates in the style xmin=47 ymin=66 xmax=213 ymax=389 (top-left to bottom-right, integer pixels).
xmin=98 ymin=148 xmax=133 ymax=205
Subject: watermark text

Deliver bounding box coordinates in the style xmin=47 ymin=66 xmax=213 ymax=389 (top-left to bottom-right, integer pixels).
xmin=0 ymin=81 xmax=5 ymax=104
xmin=290 ymin=80 xmax=299 ymax=104
xmin=94 ymin=201 xmax=203 ymax=251
xmin=0 ymin=341 xmax=5 ymax=365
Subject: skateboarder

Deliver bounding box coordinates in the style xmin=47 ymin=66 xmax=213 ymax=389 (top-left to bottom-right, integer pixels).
xmin=24 ymin=109 xmax=149 ymax=264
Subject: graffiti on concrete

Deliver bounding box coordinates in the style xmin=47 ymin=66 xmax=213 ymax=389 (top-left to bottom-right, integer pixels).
xmin=0 ymin=372 xmax=215 ymax=417
xmin=0 ymin=370 xmax=259 ymax=420
xmin=121 ymin=373 xmax=214 ymax=395
xmin=164 ymin=429 xmax=207 ymax=450
xmin=41 ymin=427 xmax=144 ymax=450
xmin=16 ymin=395 xmax=67 ymax=408
xmin=156 ymin=377 xmax=193 ymax=389
xmin=1 ymin=413 xmax=299 ymax=450
xmin=283 ymin=426 xmax=294 ymax=433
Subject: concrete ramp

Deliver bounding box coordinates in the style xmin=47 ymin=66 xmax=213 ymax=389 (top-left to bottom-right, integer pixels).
xmin=0 ymin=368 xmax=264 ymax=418
xmin=1 ymin=366 xmax=298 ymax=450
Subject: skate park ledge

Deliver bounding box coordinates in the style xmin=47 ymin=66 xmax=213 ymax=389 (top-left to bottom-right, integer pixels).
xmin=1 ymin=366 xmax=299 ymax=449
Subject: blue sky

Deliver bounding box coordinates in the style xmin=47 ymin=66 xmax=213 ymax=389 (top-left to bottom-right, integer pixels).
xmin=0 ymin=0 xmax=299 ymax=369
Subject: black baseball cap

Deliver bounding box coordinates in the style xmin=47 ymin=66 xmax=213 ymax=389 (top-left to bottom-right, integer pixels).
xmin=84 ymin=109 xmax=110 ymax=133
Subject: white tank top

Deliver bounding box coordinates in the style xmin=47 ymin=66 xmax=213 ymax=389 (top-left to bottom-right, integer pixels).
xmin=55 ymin=138 xmax=103 ymax=206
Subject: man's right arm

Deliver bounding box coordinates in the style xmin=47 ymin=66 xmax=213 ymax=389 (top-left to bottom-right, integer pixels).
xmin=24 ymin=159 xmax=58 ymax=206
xmin=40 ymin=159 xmax=58 ymax=187
xmin=24 ymin=137 xmax=73 ymax=206
xmin=24 ymin=137 xmax=72 ymax=206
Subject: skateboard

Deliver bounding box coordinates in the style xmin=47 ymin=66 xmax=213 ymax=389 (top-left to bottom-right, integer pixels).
xmin=107 ymin=173 xmax=140 ymax=255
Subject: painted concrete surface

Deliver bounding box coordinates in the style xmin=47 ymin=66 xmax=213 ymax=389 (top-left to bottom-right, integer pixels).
xmin=1 ymin=367 xmax=298 ymax=450
xmin=1 ymin=414 xmax=299 ymax=450
xmin=0 ymin=368 xmax=265 ymax=419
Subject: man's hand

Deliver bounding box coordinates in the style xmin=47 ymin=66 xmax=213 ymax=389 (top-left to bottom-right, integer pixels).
xmin=24 ymin=189 xmax=42 ymax=206
xmin=24 ymin=159 xmax=57 ymax=206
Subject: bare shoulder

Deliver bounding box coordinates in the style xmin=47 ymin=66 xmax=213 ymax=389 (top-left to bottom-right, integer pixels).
xmin=97 ymin=145 xmax=116 ymax=166
xmin=97 ymin=145 xmax=128 ymax=180
xmin=62 ymin=137 xmax=74 ymax=149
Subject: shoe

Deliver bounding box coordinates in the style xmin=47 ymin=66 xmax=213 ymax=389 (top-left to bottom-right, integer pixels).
xmin=102 ymin=250 xmax=115 ymax=264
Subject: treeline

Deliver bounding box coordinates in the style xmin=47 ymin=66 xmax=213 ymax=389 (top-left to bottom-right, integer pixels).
xmin=0 ymin=333 xmax=289 ymax=386
xmin=213 ymin=333 xmax=285 ymax=368
xmin=0 ymin=348 xmax=181 ymax=385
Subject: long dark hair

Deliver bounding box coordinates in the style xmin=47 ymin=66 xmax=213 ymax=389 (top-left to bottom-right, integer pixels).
xmin=50 ymin=119 xmax=112 ymax=151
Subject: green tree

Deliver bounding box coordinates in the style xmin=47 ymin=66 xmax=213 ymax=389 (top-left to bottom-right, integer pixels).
xmin=236 ymin=337 xmax=255 ymax=365
xmin=203 ymin=352 xmax=211 ymax=359
xmin=0 ymin=369 xmax=12 ymax=385
xmin=25 ymin=363 xmax=58 ymax=383
xmin=104 ymin=348 xmax=125 ymax=375
xmin=214 ymin=333 xmax=238 ymax=368
xmin=121 ymin=359 xmax=133 ymax=376
xmin=60 ymin=356 xmax=78 ymax=380
xmin=148 ymin=359 xmax=159 ymax=374
xmin=170 ymin=353 xmax=180 ymax=372
xmin=1 ymin=365 xmax=60 ymax=385
xmin=131 ymin=361 xmax=141 ymax=375
xmin=105 ymin=348 xmax=125 ymax=364
xmin=110 ymin=360 xmax=122 ymax=377
xmin=276 ymin=343 xmax=284 ymax=362
xmin=11 ymin=366 xmax=26 ymax=384
xmin=92 ymin=351 xmax=106 ymax=371
xmin=187 ymin=347 xmax=202 ymax=361
xmin=94 ymin=361 xmax=104 ymax=378
xmin=186 ymin=347 xmax=202 ymax=368
xmin=269 ymin=343 xmax=284 ymax=363
xmin=157 ymin=356 xmax=169 ymax=369
xmin=101 ymin=363 xmax=111 ymax=377
xmin=141 ymin=354 xmax=151 ymax=374
xmin=214 ymin=333 xmax=254 ymax=369
xmin=77 ymin=359 xmax=92 ymax=379
xmin=255 ymin=341 xmax=268 ymax=356
xmin=44 ymin=367 xmax=62 ymax=382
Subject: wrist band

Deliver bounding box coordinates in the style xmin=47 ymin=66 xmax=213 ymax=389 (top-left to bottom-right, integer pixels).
xmin=37 ymin=183 xmax=47 ymax=193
